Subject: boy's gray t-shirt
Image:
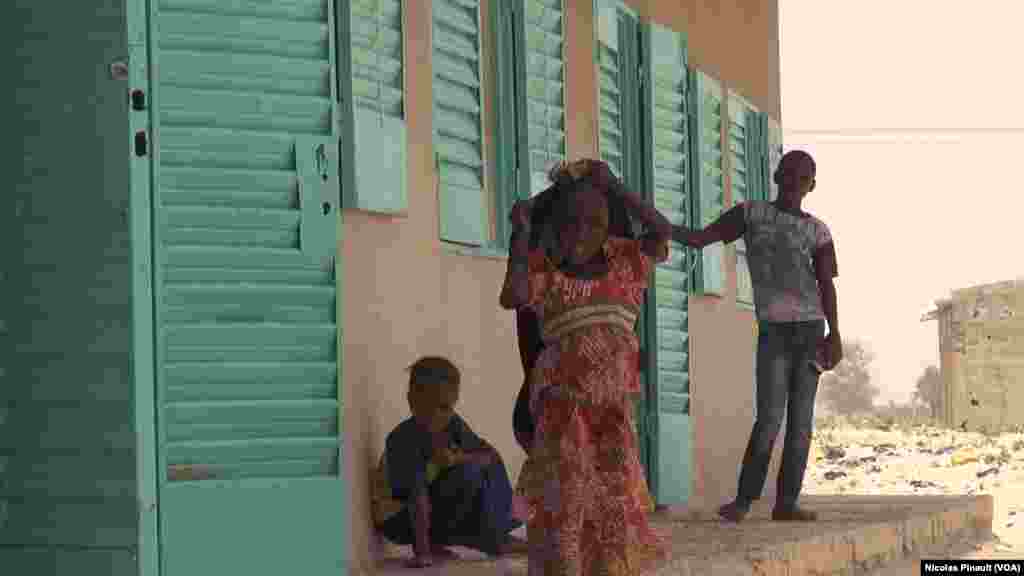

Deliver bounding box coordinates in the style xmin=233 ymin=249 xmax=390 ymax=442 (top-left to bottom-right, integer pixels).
xmin=742 ymin=201 xmax=834 ymax=323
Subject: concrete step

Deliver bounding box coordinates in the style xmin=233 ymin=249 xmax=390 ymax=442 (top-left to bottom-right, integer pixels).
xmin=370 ymin=495 xmax=992 ymax=575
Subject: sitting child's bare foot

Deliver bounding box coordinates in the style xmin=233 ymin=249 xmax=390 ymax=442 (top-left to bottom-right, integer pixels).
xmin=499 ymin=535 xmax=529 ymax=556
xmin=430 ymin=546 xmax=458 ymax=561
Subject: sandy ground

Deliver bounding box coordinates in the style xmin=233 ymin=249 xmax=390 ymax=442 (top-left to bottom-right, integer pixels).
xmin=804 ymin=422 xmax=1024 ymax=572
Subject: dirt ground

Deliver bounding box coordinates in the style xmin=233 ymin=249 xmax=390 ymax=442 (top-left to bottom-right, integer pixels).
xmin=804 ymin=420 xmax=1024 ymax=572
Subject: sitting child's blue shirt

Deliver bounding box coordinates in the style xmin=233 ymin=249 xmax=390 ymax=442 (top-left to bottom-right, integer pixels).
xmin=371 ymin=413 xmax=520 ymax=555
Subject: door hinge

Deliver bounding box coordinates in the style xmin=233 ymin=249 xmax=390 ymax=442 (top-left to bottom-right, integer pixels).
xmin=134 ymin=131 xmax=148 ymax=157
xmin=130 ymin=89 xmax=146 ymax=111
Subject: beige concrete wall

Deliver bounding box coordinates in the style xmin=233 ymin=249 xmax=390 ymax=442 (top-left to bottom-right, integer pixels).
xmin=943 ymin=282 xmax=1024 ymax=433
xmin=341 ymin=1 xmax=779 ymax=572
xmin=935 ymin=306 xmax=956 ymax=427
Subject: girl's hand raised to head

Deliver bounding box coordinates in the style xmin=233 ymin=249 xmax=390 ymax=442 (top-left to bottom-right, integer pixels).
xmin=564 ymin=159 xmax=593 ymax=180
xmin=583 ymin=160 xmax=618 ymax=194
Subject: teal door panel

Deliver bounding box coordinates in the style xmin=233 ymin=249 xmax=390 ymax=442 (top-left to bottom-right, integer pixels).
xmin=161 ymin=480 xmax=344 ymax=575
xmin=147 ymin=0 xmax=346 ymax=574
xmin=640 ymin=21 xmax=693 ymax=505
xmin=3 ymin=0 xmax=139 ymax=571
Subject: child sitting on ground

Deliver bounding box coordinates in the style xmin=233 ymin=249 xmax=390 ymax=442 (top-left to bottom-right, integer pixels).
xmin=371 ymin=356 xmax=527 ymax=568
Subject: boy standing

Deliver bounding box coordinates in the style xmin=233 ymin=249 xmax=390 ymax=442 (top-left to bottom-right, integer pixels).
xmin=673 ymin=150 xmax=843 ymax=522
xmin=371 ymin=357 xmax=526 ymax=567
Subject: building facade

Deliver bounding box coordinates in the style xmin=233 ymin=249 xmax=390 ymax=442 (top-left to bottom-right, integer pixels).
xmin=3 ymin=0 xmax=780 ymax=574
xmin=924 ymin=280 xmax=1024 ymax=433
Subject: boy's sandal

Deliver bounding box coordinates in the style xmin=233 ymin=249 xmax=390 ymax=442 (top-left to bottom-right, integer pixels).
xmin=431 ymin=547 xmax=458 ymax=560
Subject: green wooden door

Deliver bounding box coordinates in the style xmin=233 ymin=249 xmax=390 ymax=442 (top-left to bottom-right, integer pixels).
xmin=3 ymin=1 xmax=142 ymax=574
xmin=146 ymin=0 xmax=345 ymax=574
xmin=639 ymin=21 xmax=693 ymax=505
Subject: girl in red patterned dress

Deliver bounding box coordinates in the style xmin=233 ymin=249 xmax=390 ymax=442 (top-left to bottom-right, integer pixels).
xmin=499 ymin=159 xmax=673 ymax=575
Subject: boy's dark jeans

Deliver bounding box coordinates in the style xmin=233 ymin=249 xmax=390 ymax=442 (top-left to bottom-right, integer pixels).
xmin=735 ymin=320 xmax=824 ymax=510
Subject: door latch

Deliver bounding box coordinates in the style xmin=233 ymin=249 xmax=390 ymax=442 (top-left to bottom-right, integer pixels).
xmin=314 ymin=143 xmax=329 ymax=181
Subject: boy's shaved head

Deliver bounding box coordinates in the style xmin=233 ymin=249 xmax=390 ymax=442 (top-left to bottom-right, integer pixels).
xmin=775 ymin=149 xmax=817 ymax=199
xmin=779 ymin=150 xmax=815 ymax=178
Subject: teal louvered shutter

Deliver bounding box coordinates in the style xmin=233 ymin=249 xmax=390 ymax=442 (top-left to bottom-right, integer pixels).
xmin=148 ymin=0 xmax=345 ymax=573
xmin=596 ymin=1 xmax=640 ymax=184
xmin=749 ymin=109 xmax=767 ymax=202
xmin=766 ymin=116 xmax=783 ymax=201
xmin=640 ymin=21 xmax=692 ymax=506
xmin=434 ymin=0 xmax=487 ymax=245
xmin=728 ymin=92 xmax=756 ymax=307
xmin=689 ymin=70 xmax=725 ymax=296
xmin=345 ymin=0 xmax=407 ymax=214
xmin=493 ymin=0 xmax=566 ymax=247
xmin=754 ymin=112 xmax=770 ymax=202
xmin=521 ymin=0 xmax=566 ymax=197
xmin=595 ymin=1 xmax=622 ymax=176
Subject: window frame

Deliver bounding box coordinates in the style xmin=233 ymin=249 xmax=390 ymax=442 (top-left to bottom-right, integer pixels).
xmin=339 ymin=0 xmax=410 ymax=215
xmin=728 ymin=90 xmax=758 ymax=309
xmin=437 ymin=0 xmax=568 ymax=255
xmin=689 ymin=69 xmax=726 ymax=297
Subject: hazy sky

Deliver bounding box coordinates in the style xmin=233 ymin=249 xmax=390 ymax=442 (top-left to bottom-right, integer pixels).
xmin=780 ymin=1 xmax=1024 ymax=403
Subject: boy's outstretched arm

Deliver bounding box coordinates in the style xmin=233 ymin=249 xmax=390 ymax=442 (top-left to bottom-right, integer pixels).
xmin=672 ymin=204 xmax=745 ymax=248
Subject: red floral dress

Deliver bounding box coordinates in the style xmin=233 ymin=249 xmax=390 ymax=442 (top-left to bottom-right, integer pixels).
xmin=516 ymin=237 xmax=669 ymax=576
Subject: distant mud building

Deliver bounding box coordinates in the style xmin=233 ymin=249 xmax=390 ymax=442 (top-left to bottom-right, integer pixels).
xmin=923 ymin=279 xmax=1024 ymax=432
